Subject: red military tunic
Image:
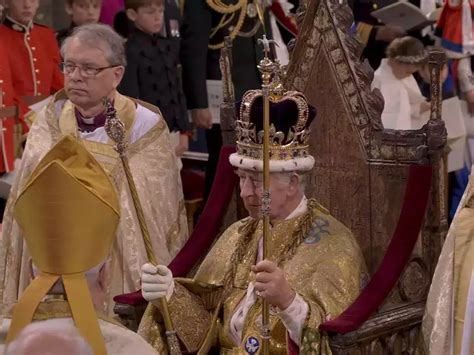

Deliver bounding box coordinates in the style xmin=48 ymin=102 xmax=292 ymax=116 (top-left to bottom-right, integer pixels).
xmin=0 ymin=16 xmax=64 ymax=126
xmin=0 ymin=41 xmax=20 ymax=173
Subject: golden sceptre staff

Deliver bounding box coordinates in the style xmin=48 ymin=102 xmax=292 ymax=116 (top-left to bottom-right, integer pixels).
xmin=257 ymin=35 xmax=275 ymax=355
xmin=102 ymin=97 xmax=181 ymax=355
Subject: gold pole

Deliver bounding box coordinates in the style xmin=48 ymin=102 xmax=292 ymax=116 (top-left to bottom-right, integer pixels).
xmin=103 ymin=98 xmax=181 ymax=355
xmin=257 ymin=35 xmax=275 ymax=355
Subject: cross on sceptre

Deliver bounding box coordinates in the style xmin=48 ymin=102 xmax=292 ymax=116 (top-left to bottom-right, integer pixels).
xmin=257 ymin=35 xmax=276 ymax=84
xmin=258 ymin=35 xmax=277 ymax=60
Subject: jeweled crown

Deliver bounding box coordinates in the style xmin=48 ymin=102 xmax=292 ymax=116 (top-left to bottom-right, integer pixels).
xmin=230 ymin=63 xmax=317 ymax=172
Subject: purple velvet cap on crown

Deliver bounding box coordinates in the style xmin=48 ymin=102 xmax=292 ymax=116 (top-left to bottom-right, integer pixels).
xmin=229 ymin=90 xmax=317 ymax=173
xmin=235 ymin=96 xmax=317 ymax=132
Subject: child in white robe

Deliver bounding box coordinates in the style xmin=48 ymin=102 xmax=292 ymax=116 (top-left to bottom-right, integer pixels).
xmin=372 ymin=36 xmax=431 ymax=130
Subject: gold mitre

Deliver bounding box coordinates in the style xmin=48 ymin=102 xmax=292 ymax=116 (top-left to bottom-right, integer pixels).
xmin=229 ymin=76 xmax=317 ymax=173
xmin=7 ymin=135 xmax=120 ymax=355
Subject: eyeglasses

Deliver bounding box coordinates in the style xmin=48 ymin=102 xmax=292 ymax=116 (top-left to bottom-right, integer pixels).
xmin=59 ymin=62 xmax=120 ymax=78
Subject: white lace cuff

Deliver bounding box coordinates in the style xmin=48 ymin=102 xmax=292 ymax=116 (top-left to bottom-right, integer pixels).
xmin=276 ymin=293 xmax=309 ymax=345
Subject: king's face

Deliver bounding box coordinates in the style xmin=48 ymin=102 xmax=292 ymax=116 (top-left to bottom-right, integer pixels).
xmin=237 ymin=169 xmax=296 ymax=220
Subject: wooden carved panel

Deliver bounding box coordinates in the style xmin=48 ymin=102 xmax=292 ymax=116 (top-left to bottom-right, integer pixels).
xmin=285 ymin=0 xmax=447 ymax=312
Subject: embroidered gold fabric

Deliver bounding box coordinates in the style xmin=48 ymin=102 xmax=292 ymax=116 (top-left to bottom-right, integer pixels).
xmin=0 ymin=90 xmax=189 ymax=317
xmin=139 ymin=199 xmax=367 ymax=354
xmin=138 ymin=282 xmax=212 ymax=353
xmin=423 ymin=177 xmax=474 ymax=354
xmin=5 ymin=299 xmax=119 ymax=325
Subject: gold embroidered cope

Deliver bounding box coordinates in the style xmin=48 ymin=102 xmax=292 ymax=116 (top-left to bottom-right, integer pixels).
xmin=138 ymin=199 xmax=367 ymax=354
xmin=0 ymin=90 xmax=188 ymax=317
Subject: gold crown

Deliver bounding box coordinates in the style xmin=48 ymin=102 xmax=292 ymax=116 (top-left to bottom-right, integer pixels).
xmin=236 ymin=89 xmax=312 ymax=161
xmin=229 ymin=48 xmax=316 ymax=172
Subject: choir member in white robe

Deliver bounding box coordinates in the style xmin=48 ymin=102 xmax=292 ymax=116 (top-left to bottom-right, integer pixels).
xmin=372 ymin=36 xmax=430 ymax=130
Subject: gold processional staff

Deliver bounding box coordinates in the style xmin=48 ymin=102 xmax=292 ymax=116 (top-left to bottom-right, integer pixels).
xmin=103 ymin=98 xmax=182 ymax=355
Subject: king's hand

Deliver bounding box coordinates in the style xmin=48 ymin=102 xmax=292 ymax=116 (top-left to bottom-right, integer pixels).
xmin=141 ymin=263 xmax=175 ymax=304
xmin=252 ymin=260 xmax=296 ymax=310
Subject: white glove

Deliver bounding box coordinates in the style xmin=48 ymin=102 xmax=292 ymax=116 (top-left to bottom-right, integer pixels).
xmin=141 ymin=263 xmax=174 ymax=304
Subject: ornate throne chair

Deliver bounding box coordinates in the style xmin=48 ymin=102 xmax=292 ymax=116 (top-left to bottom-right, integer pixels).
xmin=284 ymin=0 xmax=448 ymax=352
xmin=114 ymin=2 xmax=448 ymax=352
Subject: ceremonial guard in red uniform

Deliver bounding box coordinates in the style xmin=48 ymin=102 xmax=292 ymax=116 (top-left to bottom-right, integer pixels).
xmin=0 ymin=40 xmax=18 ymax=173
xmin=0 ymin=0 xmax=63 ymax=139
xmin=0 ymin=17 xmax=64 ymax=108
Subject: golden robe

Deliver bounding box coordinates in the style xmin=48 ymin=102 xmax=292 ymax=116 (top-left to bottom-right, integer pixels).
xmin=138 ymin=199 xmax=367 ymax=354
xmin=0 ymin=90 xmax=188 ymax=316
xmin=422 ymin=173 xmax=474 ymax=355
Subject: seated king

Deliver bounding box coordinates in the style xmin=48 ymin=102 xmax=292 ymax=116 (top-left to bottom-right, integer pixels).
xmin=137 ymin=76 xmax=368 ymax=353
xmin=0 ymin=23 xmax=188 ymax=317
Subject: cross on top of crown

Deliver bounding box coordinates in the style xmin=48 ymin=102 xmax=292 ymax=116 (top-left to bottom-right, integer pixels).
xmin=258 ymin=35 xmax=276 ymax=59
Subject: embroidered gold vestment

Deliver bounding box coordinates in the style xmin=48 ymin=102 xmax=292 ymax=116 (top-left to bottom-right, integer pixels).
xmin=422 ymin=175 xmax=474 ymax=354
xmin=0 ymin=90 xmax=188 ymax=316
xmin=138 ymin=199 xmax=367 ymax=354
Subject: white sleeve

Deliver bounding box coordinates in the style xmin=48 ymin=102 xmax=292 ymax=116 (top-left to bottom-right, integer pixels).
xmin=371 ymin=73 xmax=381 ymax=91
xmin=458 ymin=57 xmax=474 ymax=94
xmin=130 ymin=105 xmax=160 ymax=144
xmin=276 ymin=293 xmax=309 ymax=345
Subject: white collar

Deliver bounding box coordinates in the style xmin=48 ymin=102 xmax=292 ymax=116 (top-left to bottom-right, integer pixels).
xmin=6 ymin=15 xmax=33 ymax=32
xmin=285 ymin=195 xmax=308 ymax=220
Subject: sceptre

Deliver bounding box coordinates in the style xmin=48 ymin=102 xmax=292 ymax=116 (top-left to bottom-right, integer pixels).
xmin=102 ymin=97 xmax=181 ymax=355
xmin=257 ymin=35 xmax=276 ymax=355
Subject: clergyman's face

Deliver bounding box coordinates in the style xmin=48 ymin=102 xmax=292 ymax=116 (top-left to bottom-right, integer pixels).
xmin=62 ymin=37 xmax=124 ymax=112
xmin=237 ymin=169 xmax=291 ymax=220
xmin=6 ymin=0 xmax=39 ymax=25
